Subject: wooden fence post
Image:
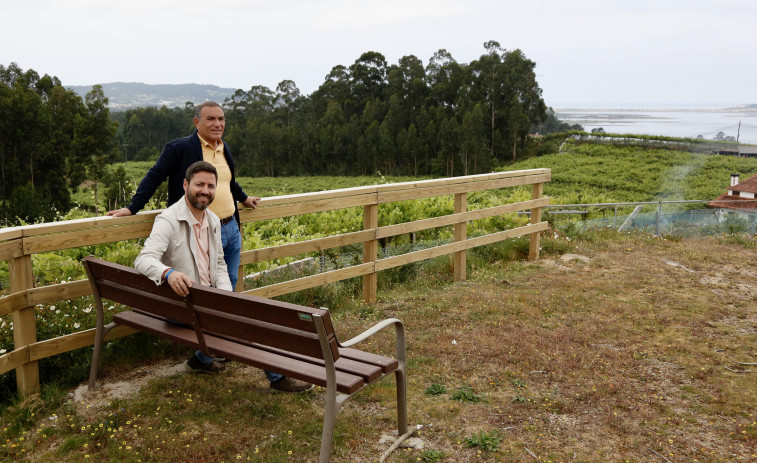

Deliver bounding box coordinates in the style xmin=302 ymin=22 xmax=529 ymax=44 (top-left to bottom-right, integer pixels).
xmin=363 ymin=204 xmax=378 ymax=304
xmin=529 ymin=183 xmax=544 ymax=261
xmin=10 ymin=254 xmax=39 ymax=397
xmin=454 ymin=192 xmax=467 ymax=282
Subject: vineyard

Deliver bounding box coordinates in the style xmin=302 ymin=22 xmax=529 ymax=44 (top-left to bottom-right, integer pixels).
xmin=2 ymin=139 xmax=757 ymax=461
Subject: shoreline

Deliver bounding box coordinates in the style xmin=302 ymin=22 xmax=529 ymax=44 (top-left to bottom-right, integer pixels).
xmin=554 ymin=107 xmax=757 ymax=113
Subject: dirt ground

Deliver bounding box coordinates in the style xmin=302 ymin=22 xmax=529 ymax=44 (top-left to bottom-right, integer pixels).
xmin=61 ymin=233 xmax=757 ymax=462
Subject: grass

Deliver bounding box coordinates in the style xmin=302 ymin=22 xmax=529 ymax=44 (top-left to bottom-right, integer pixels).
xmin=2 ymin=229 xmax=757 ymax=461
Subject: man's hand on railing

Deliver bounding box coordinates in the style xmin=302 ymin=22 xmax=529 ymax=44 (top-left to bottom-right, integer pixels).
xmin=242 ymin=196 xmax=260 ymax=209
xmin=107 ymin=208 xmax=133 ymax=217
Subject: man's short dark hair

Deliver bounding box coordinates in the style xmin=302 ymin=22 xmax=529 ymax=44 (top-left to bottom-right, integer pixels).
xmin=185 ymin=161 xmax=218 ymax=182
xmin=193 ymin=101 xmax=222 ymax=120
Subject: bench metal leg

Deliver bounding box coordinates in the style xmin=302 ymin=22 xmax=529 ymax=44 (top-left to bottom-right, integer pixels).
xmin=88 ymin=322 xmax=116 ymax=390
xmin=320 ymin=386 xmax=350 ymax=463
xmin=395 ymin=365 xmax=408 ymax=435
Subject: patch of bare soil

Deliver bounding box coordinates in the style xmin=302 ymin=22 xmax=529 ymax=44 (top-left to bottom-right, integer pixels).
xmin=72 ymin=359 xmax=188 ymax=413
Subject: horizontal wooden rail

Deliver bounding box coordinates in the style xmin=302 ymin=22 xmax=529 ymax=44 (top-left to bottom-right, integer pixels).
xmin=0 ymin=325 xmax=137 ymax=376
xmin=246 ymin=263 xmax=376 ymax=299
xmin=0 ymin=168 xmax=550 ymax=397
xmin=243 ymin=230 xmax=375 ymax=264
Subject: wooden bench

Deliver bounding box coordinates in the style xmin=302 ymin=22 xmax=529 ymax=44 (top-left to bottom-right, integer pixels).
xmin=82 ymin=256 xmax=408 ymax=463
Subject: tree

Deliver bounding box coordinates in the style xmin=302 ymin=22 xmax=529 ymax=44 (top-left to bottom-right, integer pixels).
xmin=426 ymin=49 xmax=465 ymax=115
xmin=349 ymin=52 xmax=388 ymax=113
xmin=469 ymin=43 xmax=546 ymax=162
xmin=0 ymin=63 xmax=77 ymax=223
xmin=274 ymin=80 xmax=302 ymax=127
xmin=386 ymin=55 xmax=428 ymax=125
xmin=74 ymin=85 xmax=118 ymax=209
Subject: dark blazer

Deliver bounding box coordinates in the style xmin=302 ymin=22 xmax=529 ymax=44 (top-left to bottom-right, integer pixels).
xmin=126 ymin=130 xmax=248 ymax=223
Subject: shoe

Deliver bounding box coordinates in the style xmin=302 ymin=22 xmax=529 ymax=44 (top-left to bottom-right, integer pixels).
xmin=186 ymin=355 xmax=226 ymax=374
xmin=270 ymin=377 xmax=314 ymax=392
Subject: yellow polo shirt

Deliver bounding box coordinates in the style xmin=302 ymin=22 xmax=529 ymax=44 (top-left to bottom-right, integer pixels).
xmin=198 ymin=135 xmax=235 ymax=220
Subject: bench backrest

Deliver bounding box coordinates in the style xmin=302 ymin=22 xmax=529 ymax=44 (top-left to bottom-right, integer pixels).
xmin=82 ymin=256 xmax=340 ymax=361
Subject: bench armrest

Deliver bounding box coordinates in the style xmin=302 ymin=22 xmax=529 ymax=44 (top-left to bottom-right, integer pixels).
xmin=339 ymin=318 xmax=406 ymax=363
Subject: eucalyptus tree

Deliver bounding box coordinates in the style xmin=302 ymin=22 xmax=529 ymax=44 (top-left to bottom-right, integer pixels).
xmin=76 ymin=85 xmax=118 ymax=208
xmin=469 ymin=42 xmax=547 ymax=162
xmin=386 ymin=55 xmax=428 ymax=126
xmin=0 ymin=63 xmax=81 ymax=223
xmin=349 ymin=51 xmax=388 ymax=115
xmin=425 ymin=49 xmax=465 ymax=117
xmin=501 ymin=49 xmax=547 ymax=159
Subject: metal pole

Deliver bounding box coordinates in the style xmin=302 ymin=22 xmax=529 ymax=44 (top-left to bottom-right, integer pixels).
xmin=655 ymin=201 xmax=662 ymax=235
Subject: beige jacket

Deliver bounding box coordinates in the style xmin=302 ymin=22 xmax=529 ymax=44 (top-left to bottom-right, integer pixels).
xmin=134 ymin=196 xmax=232 ymax=291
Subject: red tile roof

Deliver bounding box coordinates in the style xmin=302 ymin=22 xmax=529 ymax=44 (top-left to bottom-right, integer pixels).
xmin=708 ymin=174 xmax=757 ymax=211
xmin=733 ymin=174 xmax=757 ymax=194
xmin=708 ymin=194 xmax=757 ymax=211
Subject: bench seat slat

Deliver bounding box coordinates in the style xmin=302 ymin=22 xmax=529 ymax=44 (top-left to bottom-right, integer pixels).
xmin=114 ymin=311 xmax=367 ymax=394
xmin=339 ymin=347 xmax=399 ymax=374
xmin=224 ymin=340 xmax=385 ymax=383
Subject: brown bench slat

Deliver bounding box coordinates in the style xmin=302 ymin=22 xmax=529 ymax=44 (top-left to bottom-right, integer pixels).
xmin=114 ymin=311 xmax=201 ymax=350
xmin=99 ymin=280 xmax=193 ymax=325
xmin=190 ymin=287 xmax=333 ymax=333
xmin=114 ymin=311 xmax=366 ymax=394
xmin=193 ymin=305 xmax=325 ymax=359
xmin=93 ymin=261 xmax=178 ymax=294
xmin=339 ymin=347 xmax=399 ymax=374
xmin=224 ymin=340 xmax=384 ymax=383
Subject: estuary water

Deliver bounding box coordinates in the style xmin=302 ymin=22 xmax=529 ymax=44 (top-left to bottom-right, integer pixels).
xmin=554 ymin=107 xmax=757 ymax=145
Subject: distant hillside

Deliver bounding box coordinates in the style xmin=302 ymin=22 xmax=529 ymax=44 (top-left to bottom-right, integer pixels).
xmin=66 ymin=82 xmax=237 ymax=110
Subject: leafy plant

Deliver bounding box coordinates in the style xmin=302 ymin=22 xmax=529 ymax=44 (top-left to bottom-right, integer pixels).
xmin=425 ymin=382 xmax=447 ymax=396
xmin=464 ymin=430 xmax=503 ymax=452
xmin=451 ymin=385 xmax=483 ymax=403
xmin=511 ymin=378 xmax=527 ymax=388
xmin=419 ymin=448 xmax=445 ymax=461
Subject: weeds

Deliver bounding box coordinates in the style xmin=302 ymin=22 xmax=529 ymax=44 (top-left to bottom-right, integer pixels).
xmin=419 ymin=448 xmax=445 ymax=461
xmin=464 ymin=430 xmax=502 ymax=451
xmin=424 ymin=382 xmax=447 ymax=396
xmin=450 ymin=385 xmax=483 ymax=403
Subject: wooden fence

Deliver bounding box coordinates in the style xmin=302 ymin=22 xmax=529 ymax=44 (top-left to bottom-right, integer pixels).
xmin=0 ymin=169 xmax=550 ymax=398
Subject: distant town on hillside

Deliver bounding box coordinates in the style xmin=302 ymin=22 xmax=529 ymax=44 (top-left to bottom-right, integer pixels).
xmin=66 ymin=82 xmax=237 ymax=109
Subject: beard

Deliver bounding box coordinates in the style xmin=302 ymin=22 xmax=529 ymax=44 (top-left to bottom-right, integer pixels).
xmin=187 ymin=190 xmax=214 ymax=210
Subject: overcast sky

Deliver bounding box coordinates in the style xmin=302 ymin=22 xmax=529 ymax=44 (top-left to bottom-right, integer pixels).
xmin=3 ymin=0 xmax=756 ymax=108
